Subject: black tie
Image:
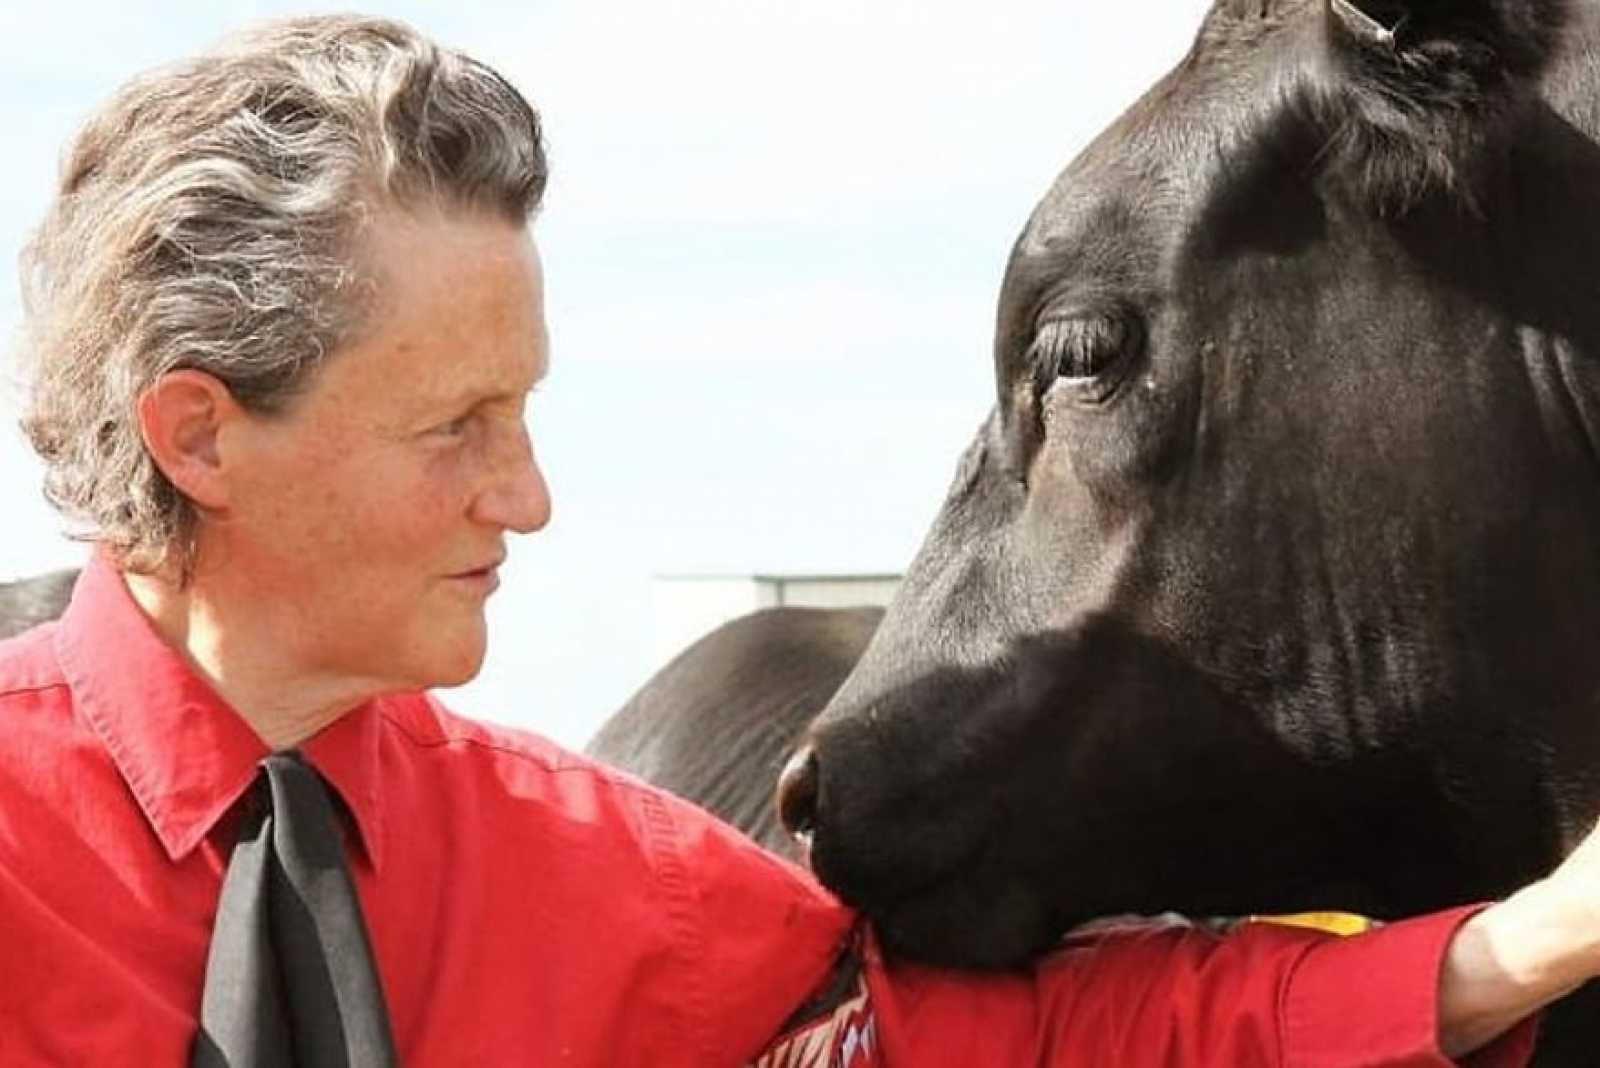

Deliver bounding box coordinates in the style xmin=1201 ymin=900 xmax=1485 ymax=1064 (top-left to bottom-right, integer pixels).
xmin=191 ymin=751 xmax=398 ymax=1068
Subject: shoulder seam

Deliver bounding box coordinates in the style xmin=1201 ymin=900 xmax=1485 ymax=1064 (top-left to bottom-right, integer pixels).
xmin=637 ymin=789 xmax=720 ymax=1063
xmin=377 ymin=703 xmax=655 ymax=786
xmin=378 ymin=704 xmax=559 ymax=764
xmin=0 ymin=680 xmax=70 ymax=701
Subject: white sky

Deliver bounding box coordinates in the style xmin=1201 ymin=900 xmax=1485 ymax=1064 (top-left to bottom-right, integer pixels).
xmin=0 ymin=0 xmax=1209 ymax=746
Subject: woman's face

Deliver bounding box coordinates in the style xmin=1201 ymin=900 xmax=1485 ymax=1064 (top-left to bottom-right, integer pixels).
xmin=214 ymin=208 xmax=550 ymax=694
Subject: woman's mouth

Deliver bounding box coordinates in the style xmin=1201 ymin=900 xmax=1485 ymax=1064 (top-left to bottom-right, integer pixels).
xmin=447 ymin=564 xmax=501 ymax=595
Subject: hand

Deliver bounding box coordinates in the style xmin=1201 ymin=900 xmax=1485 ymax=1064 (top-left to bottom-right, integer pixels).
xmin=1541 ymin=816 xmax=1600 ymax=942
xmin=1437 ymin=817 xmax=1600 ymax=1057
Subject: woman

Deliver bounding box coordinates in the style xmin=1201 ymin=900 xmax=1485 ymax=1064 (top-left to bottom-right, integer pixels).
xmin=0 ymin=13 xmax=1591 ymax=1067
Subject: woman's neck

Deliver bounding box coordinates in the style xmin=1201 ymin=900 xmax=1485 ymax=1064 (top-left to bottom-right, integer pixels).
xmin=122 ymin=566 xmax=372 ymax=750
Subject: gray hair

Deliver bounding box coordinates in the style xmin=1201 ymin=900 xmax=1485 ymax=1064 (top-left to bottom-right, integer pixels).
xmin=17 ymin=14 xmax=546 ymax=576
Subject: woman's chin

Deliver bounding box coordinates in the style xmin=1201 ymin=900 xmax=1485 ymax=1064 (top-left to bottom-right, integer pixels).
xmin=409 ymin=619 xmax=489 ymax=691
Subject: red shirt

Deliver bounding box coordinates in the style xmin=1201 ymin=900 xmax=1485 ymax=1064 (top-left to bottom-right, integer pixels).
xmin=0 ymin=555 xmax=1535 ymax=1067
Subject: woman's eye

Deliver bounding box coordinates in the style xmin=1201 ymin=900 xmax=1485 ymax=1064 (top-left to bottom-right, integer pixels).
xmin=435 ymin=414 xmax=472 ymax=437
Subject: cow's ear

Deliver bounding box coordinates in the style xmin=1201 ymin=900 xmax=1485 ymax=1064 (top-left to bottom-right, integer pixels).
xmin=1327 ymin=0 xmax=1407 ymax=50
xmin=1315 ymin=0 xmax=1567 ymax=213
xmin=1324 ymin=0 xmax=1564 ymax=68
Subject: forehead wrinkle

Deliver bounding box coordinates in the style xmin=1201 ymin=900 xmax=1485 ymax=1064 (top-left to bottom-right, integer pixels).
xmin=392 ymin=280 xmax=545 ymax=418
xmin=412 ymin=342 xmax=545 ymax=414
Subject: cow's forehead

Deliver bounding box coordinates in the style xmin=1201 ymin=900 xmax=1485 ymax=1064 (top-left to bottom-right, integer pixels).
xmin=1017 ymin=7 xmax=1310 ymax=265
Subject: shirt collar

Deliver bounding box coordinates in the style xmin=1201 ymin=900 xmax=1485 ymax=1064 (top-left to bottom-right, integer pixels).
xmin=55 ymin=553 xmax=387 ymax=870
xmin=302 ymin=691 xmax=386 ymax=870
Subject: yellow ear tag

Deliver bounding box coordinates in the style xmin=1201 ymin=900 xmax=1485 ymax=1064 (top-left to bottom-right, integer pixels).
xmin=1249 ymin=911 xmax=1377 ymax=937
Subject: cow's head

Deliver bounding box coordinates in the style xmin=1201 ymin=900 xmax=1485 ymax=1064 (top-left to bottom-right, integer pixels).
xmin=782 ymin=0 xmax=1600 ymax=968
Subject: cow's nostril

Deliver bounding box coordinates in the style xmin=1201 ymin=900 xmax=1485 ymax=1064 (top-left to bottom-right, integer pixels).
xmin=776 ymin=745 xmax=820 ymax=841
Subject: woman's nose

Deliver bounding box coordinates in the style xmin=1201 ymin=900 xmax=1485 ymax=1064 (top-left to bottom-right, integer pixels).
xmin=472 ymin=424 xmax=551 ymax=533
xmin=501 ymin=455 xmax=552 ymax=533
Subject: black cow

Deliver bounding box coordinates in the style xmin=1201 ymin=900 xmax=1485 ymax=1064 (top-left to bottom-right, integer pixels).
xmin=752 ymin=0 xmax=1600 ymax=1060
xmin=0 ymin=570 xmax=77 ymax=641
xmin=588 ymin=606 xmax=880 ymax=860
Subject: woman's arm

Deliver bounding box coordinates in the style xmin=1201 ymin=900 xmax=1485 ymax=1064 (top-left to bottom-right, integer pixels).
xmin=1440 ymin=820 xmax=1600 ymax=1057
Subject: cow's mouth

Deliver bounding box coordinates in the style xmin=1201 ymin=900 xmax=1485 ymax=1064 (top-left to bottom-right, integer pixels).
xmin=812 ymin=823 xmax=1063 ymax=969
xmin=788 ymin=649 xmax=1082 ymax=967
xmin=794 ymin=745 xmax=1062 ymax=968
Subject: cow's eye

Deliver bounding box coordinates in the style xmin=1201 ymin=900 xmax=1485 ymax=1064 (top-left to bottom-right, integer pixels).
xmin=1031 ymin=313 xmax=1139 ymax=383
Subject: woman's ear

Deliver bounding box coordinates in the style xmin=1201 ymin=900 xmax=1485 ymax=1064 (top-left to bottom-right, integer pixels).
xmin=136 ymin=370 xmax=240 ymax=512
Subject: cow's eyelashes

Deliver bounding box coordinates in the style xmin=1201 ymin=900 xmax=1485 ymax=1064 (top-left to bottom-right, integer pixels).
xmin=1029 ymin=312 xmax=1142 ymax=402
